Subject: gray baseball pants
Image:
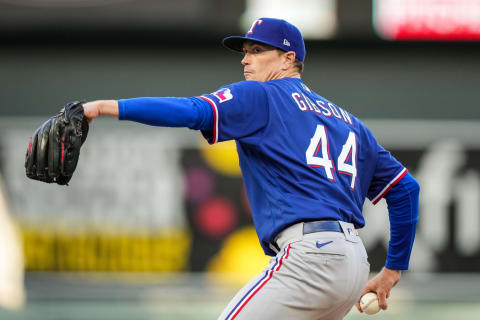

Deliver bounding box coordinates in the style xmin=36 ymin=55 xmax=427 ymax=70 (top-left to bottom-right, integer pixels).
xmin=217 ymin=222 xmax=370 ymax=320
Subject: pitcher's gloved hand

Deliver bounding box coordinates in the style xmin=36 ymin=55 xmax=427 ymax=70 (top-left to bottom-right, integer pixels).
xmin=25 ymin=101 xmax=89 ymax=185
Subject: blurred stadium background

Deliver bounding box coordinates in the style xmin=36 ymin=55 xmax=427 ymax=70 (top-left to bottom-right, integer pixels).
xmin=1 ymin=0 xmax=480 ymax=319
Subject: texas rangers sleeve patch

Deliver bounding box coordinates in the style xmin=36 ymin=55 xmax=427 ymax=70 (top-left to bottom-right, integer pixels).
xmin=213 ymin=88 xmax=234 ymax=103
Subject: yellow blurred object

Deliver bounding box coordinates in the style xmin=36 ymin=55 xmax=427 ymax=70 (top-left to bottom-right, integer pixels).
xmin=22 ymin=227 xmax=191 ymax=272
xmin=200 ymin=139 xmax=242 ymax=177
xmin=207 ymin=226 xmax=270 ymax=286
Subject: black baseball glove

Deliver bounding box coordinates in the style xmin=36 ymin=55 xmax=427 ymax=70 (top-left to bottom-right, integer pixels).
xmin=25 ymin=101 xmax=89 ymax=185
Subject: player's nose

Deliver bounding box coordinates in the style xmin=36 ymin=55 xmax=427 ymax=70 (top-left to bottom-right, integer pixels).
xmin=241 ymin=53 xmax=250 ymax=65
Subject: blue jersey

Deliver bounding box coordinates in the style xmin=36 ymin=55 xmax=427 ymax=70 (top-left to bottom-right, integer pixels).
xmin=199 ymin=78 xmax=407 ymax=256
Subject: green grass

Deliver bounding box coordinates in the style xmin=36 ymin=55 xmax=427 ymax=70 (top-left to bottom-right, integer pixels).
xmin=1 ymin=272 xmax=479 ymax=320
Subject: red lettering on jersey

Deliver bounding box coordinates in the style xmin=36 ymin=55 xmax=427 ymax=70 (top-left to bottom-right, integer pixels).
xmin=247 ymin=19 xmax=263 ymax=34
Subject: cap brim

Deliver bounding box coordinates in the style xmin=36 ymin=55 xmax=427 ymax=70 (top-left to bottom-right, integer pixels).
xmin=222 ymin=36 xmax=248 ymax=52
xmin=222 ymin=36 xmax=289 ymax=55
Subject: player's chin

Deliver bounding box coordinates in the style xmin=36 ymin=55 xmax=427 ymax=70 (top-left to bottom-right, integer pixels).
xmin=244 ymin=73 xmax=254 ymax=81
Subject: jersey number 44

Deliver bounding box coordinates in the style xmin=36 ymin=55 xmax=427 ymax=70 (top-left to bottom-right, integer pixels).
xmin=306 ymin=124 xmax=357 ymax=190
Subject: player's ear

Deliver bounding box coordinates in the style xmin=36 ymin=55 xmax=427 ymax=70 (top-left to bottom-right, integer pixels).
xmin=282 ymin=51 xmax=296 ymax=70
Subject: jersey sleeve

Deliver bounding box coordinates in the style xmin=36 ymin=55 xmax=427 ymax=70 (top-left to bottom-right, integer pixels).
xmin=366 ymin=134 xmax=408 ymax=205
xmin=384 ymin=172 xmax=420 ymax=270
xmin=118 ymin=96 xmax=213 ymax=130
xmin=198 ymin=81 xmax=269 ymax=144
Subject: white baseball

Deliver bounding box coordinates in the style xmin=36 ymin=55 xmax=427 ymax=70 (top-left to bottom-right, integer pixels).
xmin=360 ymin=292 xmax=380 ymax=315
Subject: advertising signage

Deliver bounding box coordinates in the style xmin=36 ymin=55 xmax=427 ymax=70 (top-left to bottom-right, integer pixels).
xmin=374 ymin=0 xmax=480 ymax=40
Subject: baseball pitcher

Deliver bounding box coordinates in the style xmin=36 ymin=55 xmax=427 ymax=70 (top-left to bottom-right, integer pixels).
xmin=26 ymin=18 xmax=420 ymax=320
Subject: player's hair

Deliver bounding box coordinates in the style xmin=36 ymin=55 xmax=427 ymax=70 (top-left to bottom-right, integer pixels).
xmin=294 ymin=59 xmax=304 ymax=74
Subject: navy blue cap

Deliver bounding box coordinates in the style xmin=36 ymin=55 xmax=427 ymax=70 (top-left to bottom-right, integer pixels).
xmin=222 ymin=17 xmax=306 ymax=62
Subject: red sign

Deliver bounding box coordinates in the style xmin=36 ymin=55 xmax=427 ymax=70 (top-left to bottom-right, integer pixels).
xmin=374 ymin=0 xmax=480 ymax=40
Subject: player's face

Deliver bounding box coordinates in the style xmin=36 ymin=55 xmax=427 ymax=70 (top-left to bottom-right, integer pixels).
xmin=241 ymin=41 xmax=285 ymax=82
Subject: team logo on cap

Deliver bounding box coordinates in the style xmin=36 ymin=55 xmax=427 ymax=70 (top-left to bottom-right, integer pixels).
xmin=213 ymin=88 xmax=233 ymax=103
xmin=247 ymin=19 xmax=263 ymax=34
